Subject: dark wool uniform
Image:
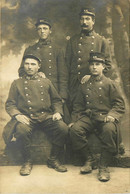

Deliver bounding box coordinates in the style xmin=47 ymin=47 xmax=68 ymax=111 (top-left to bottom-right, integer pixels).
xmin=70 ymin=74 xmax=125 ymax=154
xmin=19 ymin=38 xmax=68 ymax=100
xmin=65 ymin=31 xmax=111 ymax=109
xmin=4 ymin=74 xmax=68 ymax=160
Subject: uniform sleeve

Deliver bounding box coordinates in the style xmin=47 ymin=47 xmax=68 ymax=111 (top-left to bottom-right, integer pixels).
xmin=5 ymin=81 xmax=22 ymax=117
xmin=57 ymin=48 xmax=69 ymax=100
xmin=71 ymin=85 xmax=86 ymax=122
xmin=108 ymin=82 xmax=125 ymax=121
xmin=49 ymin=80 xmax=63 ymax=115
xmin=101 ymin=37 xmax=112 ymax=73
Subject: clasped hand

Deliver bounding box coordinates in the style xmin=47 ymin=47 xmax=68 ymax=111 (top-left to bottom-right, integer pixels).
xmin=52 ymin=112 xmax=62 ymax=121
xmin=104 ymin=115 xmax=115 ymax=123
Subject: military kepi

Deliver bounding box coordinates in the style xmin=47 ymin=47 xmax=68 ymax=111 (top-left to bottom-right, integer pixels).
xmin=23 ymin=52 xmax=41 ymax=63
xmin=35 ymin=18 xmax=51 ymax=28
xmin=80 ymin=7 xmax=95 ymax=17
xmin=88 ymin=52 xmax=105 ymax=63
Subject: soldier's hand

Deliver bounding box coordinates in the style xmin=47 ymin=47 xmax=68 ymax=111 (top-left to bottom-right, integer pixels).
xmin=52 ymin=113 xmax=62 ymax=121
xmin=38 ymin=72 xmax=46 ymax=78
xmin=68 ymin=123 xmax=74 ymax=128
xmin=81 ymin=75 xmax=91 ymax=84
xmin=15 ymin=114 xmax=30 ymax=125
xmin=104 ymin=115 xmax=115 ymax=123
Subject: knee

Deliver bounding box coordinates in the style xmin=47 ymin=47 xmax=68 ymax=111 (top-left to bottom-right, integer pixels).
xmin=70 ymin=124 xmax=84 ymax=137
xmin=57 ymin=120 xmax=68 ymax=136
xmin=102 ymin=122 xmax=116 ymax=136
xmin=15 ymin=123 xmax=31 ymax=138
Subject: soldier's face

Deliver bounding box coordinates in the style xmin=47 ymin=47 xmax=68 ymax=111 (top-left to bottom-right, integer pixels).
xmin=80 ymin=15 xmax=95 ymax=31
xmin=37 ymin=24 xmax=51 ymax=39
xmin=24 ymin=58 xmax=40 ymax=76
xmin=89 ymin=62 xmax=105 ymax=76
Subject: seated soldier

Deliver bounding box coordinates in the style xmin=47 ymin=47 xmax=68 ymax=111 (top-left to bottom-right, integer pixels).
xmin=3 ymin=52 xmax=68 ymax=176
xmin=69 ymin=52 xmax=125 ymax=182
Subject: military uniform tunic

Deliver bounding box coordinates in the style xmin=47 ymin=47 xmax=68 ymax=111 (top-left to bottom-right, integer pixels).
xmin=70 ymin=75 xmax=125 ymax=153
xmin=19 ymin=38 xmax=68 ymax=100
xmin=3 ymin=74 xmax=69 ymax=146
xmin=5 ymin=74 xmax=63 ymax=121
xmin=65 ymin=31 xmax=111 ymax=105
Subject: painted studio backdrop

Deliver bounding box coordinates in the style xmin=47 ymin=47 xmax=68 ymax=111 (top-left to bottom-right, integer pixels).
xmin=0 ymin=0 xmax=129 ymax=151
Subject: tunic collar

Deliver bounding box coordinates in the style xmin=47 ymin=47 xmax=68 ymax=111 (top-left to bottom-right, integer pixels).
xmin=24 ymin=73 xmax=40 ymax=80
xmin=81 ymin=29 xmax=94 ymax=37
xmin=90 ymin=74 xmax=104 ymax=82
xmin=38 ymin=37 xmax=51 ymax=45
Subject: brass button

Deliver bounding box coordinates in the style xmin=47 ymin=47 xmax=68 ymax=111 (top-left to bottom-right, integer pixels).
xmin=78 ymin=43 xmax=82 ymax=46
xmin=86 ymin=95 xmax=89 ymax=97
xmin=92 ymin=42 xmax=94 ymax=45
xmin=78 ymin=65 xmax=81 ymax=68
xmin=30 ymin=114 xmax=33 ymax=116
xmin=78 ymin=72 xmax=81 ymax=75
xmin=24 ymin=81 xmax=28 ymax=84
xmin=78 ymin=58 xmax=81 ymax=61
xmin=41 ymin=99 xmax=44 ymax=101
xmin=28 ymin=100 xmax=31 ymax=103
xmin=49 ymin=73 xmax=51 ymax=75
xmin=29 ymin=107 xmax=32 ymax=110
xmin=49 ymin=53 xmax=52 ymax=55
xmin=80 ymin=37 xmax=82 ymax=39
xmin=99 ymin=87 xmax=102 ymax=90
xmin=49 ymin=46 xmax=52 ymax=48
xmin=87 ymin=102 xmax=90 ymax=104
xmin=41 ymin=92 xmax=43 ymax=94
xmin=25 ymin=87 xmax=28 ymax=90
xmin=40 ymin=86 xmax=43 ymax=88
xmin=26 ymin=94 xmax=29 ymax=96
xmin=49 ymin=60 xmax=51 ymax=62
xmin=49 ymin=66 xmax=52 ymax=69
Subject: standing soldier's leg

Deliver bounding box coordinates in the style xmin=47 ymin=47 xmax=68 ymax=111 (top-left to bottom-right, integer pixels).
xmin=15 ymin=122 xmax=33 ymax=176
xmin=97 ymin=122 xmax=117 ymax=182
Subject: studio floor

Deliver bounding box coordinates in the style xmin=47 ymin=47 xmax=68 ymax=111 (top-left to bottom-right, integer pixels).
xmin=0 ymin=165 xmax=130 ymax=194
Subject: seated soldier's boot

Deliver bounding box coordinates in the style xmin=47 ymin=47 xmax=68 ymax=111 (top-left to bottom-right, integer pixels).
xmin=47 ymin=158 xmax=67 ymax=172
xmin=98 ymin=167 xmax=110 ymax=182
xmin=20 ymin=161 xmax=33 ymax=176
xmin=80 ymin=161 xmax=92 ymax=174
xmin=98 ymin=150 xmax=112 ymax=182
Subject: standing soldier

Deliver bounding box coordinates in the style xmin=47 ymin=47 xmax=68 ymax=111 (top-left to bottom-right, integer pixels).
xmin=65 ymin=7 xmax=111 ymax=115
xmin=19 ymin=18 xmax=69 ymax=123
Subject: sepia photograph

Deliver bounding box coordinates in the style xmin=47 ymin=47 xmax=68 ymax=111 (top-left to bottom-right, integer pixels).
xmin=0 ymin=0 xmax=130 ymax=193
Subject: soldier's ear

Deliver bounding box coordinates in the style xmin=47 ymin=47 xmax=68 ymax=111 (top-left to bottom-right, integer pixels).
xmin=38 ymin=62 xmax=41 ymax=69
xmin=102 ymin=64 xmax=105 ymax=69
xmin=50 ymin=30 xmax=52 ymax=34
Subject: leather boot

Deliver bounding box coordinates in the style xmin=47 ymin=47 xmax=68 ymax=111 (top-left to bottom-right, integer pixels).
xmin=80 ymin=146 xmax=93 ymax=174
xmin=80 ymin=160 xmax=92 ymax=174
xmin=47 ymin=158 xmax=67 ymax=172
xmin=20 ymin=160 xmax=33 ymax=176
xmin=20 ymin=145 xmax=32 ymax=176
xmin=47 ymin=145 xmax=67 ymax=172
xmin=98 ymin=150 xmax=112 ymax=182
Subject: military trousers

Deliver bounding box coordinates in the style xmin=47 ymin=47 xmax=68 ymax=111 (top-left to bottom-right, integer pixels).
xmin=70 ymin=116 xmax=118 ymax=154
xmin=14 ymin=118 xmax=68 ymax=154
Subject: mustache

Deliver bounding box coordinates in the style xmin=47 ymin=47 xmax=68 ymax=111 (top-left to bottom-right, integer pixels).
xmin=81 ymin=24 xmax=89 ymax=27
